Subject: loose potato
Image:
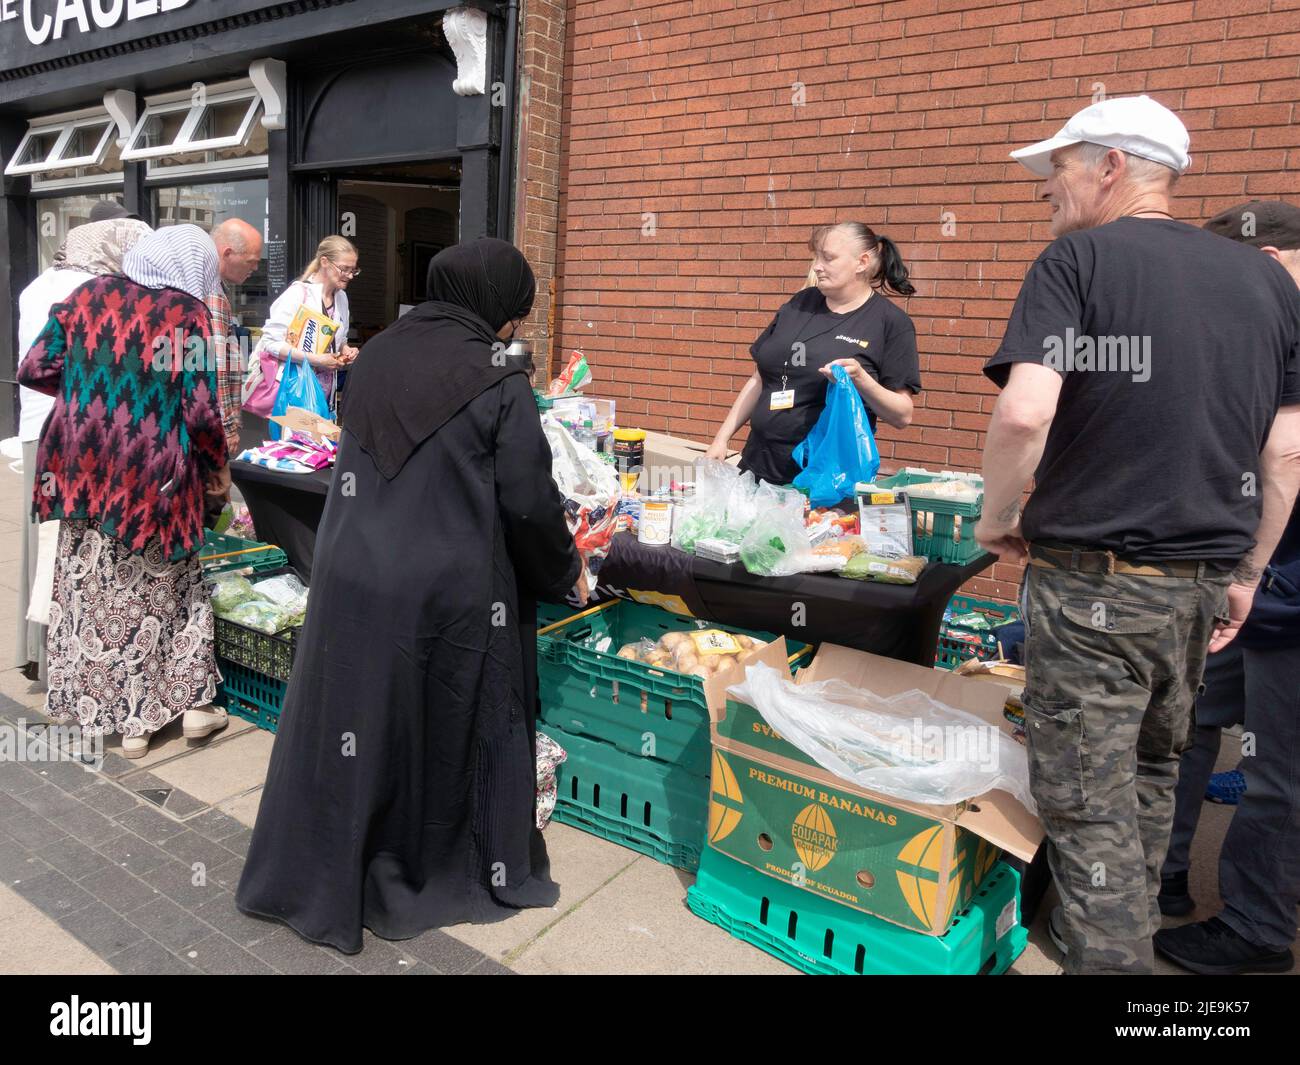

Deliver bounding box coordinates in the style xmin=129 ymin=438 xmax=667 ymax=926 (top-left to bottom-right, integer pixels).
xmin=617 ymin=644 xmax=639 ymax=660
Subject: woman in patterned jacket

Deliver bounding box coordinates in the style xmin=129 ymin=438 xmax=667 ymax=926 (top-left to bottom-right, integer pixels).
xmin=18 ymin=224 xmax=230 ymax=759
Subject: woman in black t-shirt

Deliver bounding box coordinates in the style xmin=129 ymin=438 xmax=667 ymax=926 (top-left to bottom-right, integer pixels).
xmin=707 ymin=223 xmax=923 ymax=486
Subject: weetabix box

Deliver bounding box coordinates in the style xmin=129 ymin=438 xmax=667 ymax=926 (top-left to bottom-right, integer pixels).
xmin=703 ymin=642 xmax=1043 ymax=936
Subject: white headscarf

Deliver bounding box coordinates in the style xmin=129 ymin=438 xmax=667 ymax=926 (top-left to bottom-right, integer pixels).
xmin=122 ymin=223 xmax=219 ymax=302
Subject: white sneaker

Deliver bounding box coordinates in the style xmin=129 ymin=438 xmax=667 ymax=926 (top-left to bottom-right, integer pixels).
xmin=183 ymin=704 xmax=229 ymax=740
xmin=122 ymin=734 xmax=151 ymax=759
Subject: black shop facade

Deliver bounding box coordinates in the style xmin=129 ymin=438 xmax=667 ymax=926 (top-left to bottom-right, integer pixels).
xmin=0 ymin=0 xmax=521 ymax=437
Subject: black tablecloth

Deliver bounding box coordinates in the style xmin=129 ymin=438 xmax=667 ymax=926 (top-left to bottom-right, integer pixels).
xmin=230 ymin=461 xmax=333 ymax=582
xmin=227 ymin=465 xmax=994 ymax=667
xmin=595 ymin=534 xmax=994 ymax=666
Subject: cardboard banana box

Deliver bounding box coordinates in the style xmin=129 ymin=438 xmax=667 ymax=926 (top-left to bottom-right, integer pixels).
xmin=703 ymin=641 xmax=1043 ymax=936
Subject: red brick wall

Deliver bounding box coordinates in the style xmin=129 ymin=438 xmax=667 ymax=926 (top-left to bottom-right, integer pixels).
xmin=515 ymin=0 xmax=568 ymax=382
xmin=555 ymin=0 xmax=1300 ymax=602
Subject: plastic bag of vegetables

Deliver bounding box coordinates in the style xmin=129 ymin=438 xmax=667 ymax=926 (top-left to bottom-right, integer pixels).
xmin=615 ymin=628 xmax=767 ymax=680
xmin=739 ymin=489 xmax=842 ymax=577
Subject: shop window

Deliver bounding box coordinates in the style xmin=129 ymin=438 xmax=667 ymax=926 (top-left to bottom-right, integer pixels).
xmin=33 ymin=194 xmax=124 ymax=273
xmin=154 ymin=179 xmax=271 ymax=331
xmin=5 ymin=113 xmax=121 ymax=187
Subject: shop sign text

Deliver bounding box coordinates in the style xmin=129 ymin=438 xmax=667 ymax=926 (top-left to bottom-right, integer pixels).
xmin=1 ymin=0 xmax=192 ymax=47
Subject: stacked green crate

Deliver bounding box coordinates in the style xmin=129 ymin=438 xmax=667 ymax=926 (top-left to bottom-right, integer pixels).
xmin=687 ymin=845 xmax=1027 ymax=975
xmin=537 ymin=600 xmax=811 ymax=871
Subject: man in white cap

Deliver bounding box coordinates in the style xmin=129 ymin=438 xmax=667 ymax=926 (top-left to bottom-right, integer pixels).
xmin=974 ymin=96 xmax=1300 ymax=974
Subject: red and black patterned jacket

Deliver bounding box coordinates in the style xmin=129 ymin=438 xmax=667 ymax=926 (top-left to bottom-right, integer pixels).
xmin=18 ymin=274 xmax=228 ymax=561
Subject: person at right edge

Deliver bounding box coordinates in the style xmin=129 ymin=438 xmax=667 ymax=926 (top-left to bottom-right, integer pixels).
xmin=974 ymin=96 xmax=1300 ymax=975
xmin=1152 ymin=200 xmax=1300 ymax=975
xmin=236 ymin=238 xmax=588 ymax=954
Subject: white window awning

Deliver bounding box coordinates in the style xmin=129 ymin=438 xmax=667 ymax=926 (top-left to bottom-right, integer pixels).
xmin=121 ymin=80 xmax=264 ymax=163
xmin=4 ymin=108 xmax=117 ymax=177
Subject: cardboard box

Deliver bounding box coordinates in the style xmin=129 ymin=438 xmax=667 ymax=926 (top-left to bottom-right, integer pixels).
xmin=703 ymin=642 xmax=1043 ymax=936
xmin=268 ymin=405 xmax=341 ymax=443
xmin=640 ymin=430 xmax=739 ymax=492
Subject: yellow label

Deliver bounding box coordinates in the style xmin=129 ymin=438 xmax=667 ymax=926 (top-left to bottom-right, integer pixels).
xmin=866 ymin=491 xmax=897 ymax=505
xmin=690 ymin=629 xmax=742 ymax=656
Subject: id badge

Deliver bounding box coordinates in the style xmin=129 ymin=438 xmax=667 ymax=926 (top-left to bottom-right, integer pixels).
xmin=770 ymin=389 xmax=794 ymax=410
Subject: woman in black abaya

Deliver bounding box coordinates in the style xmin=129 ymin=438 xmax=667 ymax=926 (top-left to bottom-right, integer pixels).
xmin=236 ymin=239 xmax=585 ymax=953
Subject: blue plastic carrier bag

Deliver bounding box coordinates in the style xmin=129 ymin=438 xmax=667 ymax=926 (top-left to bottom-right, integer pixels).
xmin=791 ymin=363 xmax=880 ymax=507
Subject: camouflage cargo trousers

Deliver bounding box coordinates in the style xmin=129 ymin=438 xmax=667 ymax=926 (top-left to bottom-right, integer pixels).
xmin=1022 ymin=546 xmax=1233 ymax=975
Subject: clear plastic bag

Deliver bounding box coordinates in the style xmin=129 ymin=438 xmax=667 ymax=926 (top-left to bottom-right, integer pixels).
xmin=672 ymin=459 xmax=740 ymax=553
xmin=252 ymin=573 xmax=307 ymax=607
xmin=728 ymin=662 xmax=1035 ymax=811
xmin=209 ymin=575 xmax=257 ymax=614
xmin=739 ymin=488 xmax=842 ymax=576
xmin=543 ymin=417 xmax=621 ymax=589
xmin=615 ymin=629 xmax=766 ymax=679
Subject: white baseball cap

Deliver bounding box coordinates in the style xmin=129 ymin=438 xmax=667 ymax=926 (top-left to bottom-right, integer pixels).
xmin=1009 ymin=95 xmax=1191 ymax=177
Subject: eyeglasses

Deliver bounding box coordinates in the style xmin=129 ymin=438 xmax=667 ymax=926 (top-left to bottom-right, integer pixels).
xmin=328 ymin=260 xmax=361 ymax=278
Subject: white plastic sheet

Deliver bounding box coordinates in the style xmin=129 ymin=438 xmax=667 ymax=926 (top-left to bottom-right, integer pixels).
xmin=728 ymin=662 xmax=1035 ymax=811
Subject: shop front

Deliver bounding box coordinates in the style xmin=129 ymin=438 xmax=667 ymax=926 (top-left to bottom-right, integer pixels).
xmin=0 ymin=0 xmax=513 ymax=436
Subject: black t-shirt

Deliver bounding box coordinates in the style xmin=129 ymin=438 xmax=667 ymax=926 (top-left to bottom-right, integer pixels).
xmin=985 ymin=217 xmax=1300 ymax=562
xmin=742 ymin=287 xmax=921 ymax=485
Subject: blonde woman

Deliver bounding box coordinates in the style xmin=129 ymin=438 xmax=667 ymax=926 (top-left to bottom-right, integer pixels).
xmin=243 ymin=235 xmax=360 ymax=418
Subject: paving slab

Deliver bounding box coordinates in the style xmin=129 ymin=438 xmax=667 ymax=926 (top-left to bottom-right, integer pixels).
xmin=442 ymin=820 xmax=640 ymax=962
xmin=216 ymin=788 xmax=263 ymax=828
xmin=148 ymin=728 xmax=275 ymax=806
xmin=0 ymin=884 xmax=117 ymax=974
xmin=510 ymin=854 xmax=797 ymax=975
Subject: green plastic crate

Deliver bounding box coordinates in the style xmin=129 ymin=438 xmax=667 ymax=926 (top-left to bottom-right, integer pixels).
xmin=217 ymin=658 xmax=286 ymax=733
xmin=877 ymin=470 xmax=984 ymax=565
xmin=200 ymin=531 xmax=288 ymax=576
xmin=540 ymin=724 xmax=707 ymax=872
xmin=537 ymin=600 xmax=811 ymax=778
xmin=687 ymin=845 xmax=1027 ymax=976
xmin=537 ymin=601 xmax=576 ymax=629
xmin=935 ymin=594 xmax=1020 ymax=671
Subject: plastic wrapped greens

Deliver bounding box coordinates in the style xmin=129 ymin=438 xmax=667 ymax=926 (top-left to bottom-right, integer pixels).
xmin=728 ymin=662 xmax=1034 ymax=811
xmin=209 ymin=575 xmax=257 ymax=614
xmin=224 ymin=599 xmax=292 ymax=635
xmin=739 ymin=486 xmax=842 ymax=577
xmin=672 ymin=459 xmax=740 ymax=553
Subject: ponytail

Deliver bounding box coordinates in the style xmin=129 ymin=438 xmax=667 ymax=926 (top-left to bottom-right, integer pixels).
xmin=808 ymin=222 xmax=915 ymax=298
xmin=874 ymin=235 xmax=915 ymax=297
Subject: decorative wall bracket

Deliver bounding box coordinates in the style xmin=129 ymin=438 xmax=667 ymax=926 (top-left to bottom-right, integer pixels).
xmin=443 ymin=6 xmax=487 ymax=96
xmin=250 ymin=57 xmax=288 ymax=130
xmin=102 ymin=89 xmax=137 ymax=147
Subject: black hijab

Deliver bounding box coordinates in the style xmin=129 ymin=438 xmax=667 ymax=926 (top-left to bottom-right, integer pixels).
xmin=343 ymin=238 xmax=537 ymax=479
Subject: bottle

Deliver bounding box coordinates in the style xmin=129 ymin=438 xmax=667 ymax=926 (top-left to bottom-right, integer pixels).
xmin=575 ymin=419 xmax=597 ymax=450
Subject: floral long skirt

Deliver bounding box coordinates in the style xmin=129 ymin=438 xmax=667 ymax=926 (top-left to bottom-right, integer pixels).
xmin=45 ymin=521 xmax=218 ymax=738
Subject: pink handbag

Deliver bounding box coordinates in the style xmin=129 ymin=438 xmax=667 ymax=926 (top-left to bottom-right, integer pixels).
xmin=241 ymin=346 xmax=284 ymax=418
xmin=243 ymin=282 xmax=308 ymax=418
